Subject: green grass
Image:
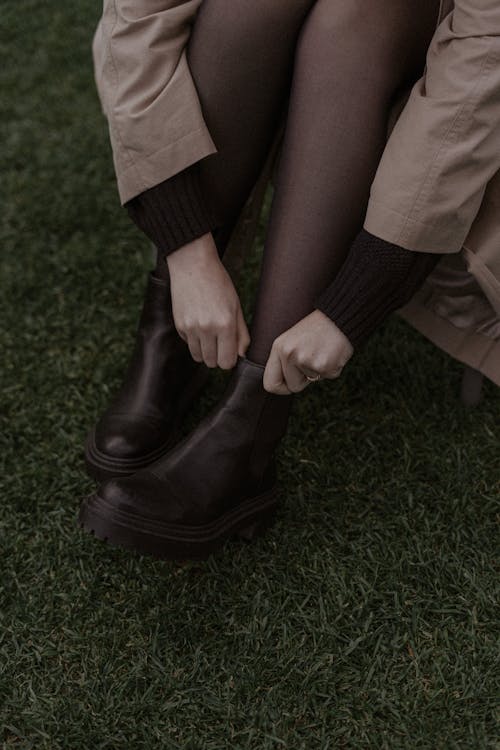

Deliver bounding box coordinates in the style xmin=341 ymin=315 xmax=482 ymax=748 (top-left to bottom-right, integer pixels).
xmin=1 ymin=3 xmax=499 ymax=748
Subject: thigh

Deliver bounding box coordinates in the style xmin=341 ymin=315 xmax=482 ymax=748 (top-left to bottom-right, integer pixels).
xmin=187 ymin=0 xmax=318 ymax=226
xmin=298 ymin=0 xmax=441 ymax=95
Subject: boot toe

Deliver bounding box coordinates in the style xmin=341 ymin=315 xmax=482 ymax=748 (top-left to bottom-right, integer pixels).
xmin=98 ymin=471 xmax=183 ymax=523
xmin=94 ymin=414 xmax=170 ymax=460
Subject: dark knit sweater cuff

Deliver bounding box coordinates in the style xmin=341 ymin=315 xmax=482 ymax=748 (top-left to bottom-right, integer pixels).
xmin=314 ymin=229 xmax=443 ymax=349
xmin=124 ymin=161 xmax=220 ymax=257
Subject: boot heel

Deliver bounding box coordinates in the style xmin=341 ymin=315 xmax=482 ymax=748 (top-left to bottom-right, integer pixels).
xmin=237 ymin=508 xmax=278 ymax=542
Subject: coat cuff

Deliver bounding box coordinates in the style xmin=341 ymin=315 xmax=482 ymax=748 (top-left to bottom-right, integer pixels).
xmin=124 ymin=161 xmax=220 ymax=256
xmin=313 ymin=229 xmax=443 ymax=348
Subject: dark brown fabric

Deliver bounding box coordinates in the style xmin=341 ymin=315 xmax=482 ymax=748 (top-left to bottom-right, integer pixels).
xmin=314 ymin=229 xmax=443 ymax=348
xmin=125 ymin=160 xmax=218 ymax=259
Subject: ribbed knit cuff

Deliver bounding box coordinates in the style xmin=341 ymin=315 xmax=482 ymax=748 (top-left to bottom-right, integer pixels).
xmin=124 ymin=161 xmax=220 ymax=257
xmin=314 ymin=229 xmax=443 ymax=349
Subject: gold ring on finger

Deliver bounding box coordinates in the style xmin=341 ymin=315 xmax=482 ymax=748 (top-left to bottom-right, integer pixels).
xmin=304 ymin=372 xmax=322 ymax=382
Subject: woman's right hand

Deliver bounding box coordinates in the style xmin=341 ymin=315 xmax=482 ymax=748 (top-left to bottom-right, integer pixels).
xmin=166 ymin=232 xmax=250 ymax=369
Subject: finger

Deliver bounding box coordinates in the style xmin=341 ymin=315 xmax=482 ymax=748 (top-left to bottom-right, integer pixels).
xmin=200 ymin=332 xmax=218 ymax=368
xmin=176 ymin=328 xmax=188 ymax=344
xmin=171 ymin=309 xmax=187 ymax=344
xmin=236 ymin=307 xmax=251 ymax=357
xmin=217 ymin=322 xmax=238 ymax=370
xmin=326 ymin=366 xmax=343 ymax=380
xmin=263 ymin=345 xmax=292 ymax=395
xmin=281 ymin=351 xmax=309 ymax=393
xmin=187 ymin=334 xmax=203 ymax=363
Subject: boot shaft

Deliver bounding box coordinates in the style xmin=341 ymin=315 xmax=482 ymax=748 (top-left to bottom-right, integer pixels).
xmin=221 ymin=357 xmax=294 ymax=479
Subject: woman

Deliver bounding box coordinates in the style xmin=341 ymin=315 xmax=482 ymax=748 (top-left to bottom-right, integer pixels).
xmin=80 ymin=0 xmax=500 ymax=559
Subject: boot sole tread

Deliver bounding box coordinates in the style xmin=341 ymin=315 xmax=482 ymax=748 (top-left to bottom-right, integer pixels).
xmin=78 ymin=488 xmax=279 ymax=561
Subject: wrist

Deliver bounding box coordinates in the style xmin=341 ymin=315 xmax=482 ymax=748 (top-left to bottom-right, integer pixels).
xmin=166 ymin=233 xmax=219 ymax=272
xmin=313 ymin=308 xmax=355 ymax=357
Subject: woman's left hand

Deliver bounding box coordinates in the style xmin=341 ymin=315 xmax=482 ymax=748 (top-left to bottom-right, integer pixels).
xmin=263 ymin=310 xmax=354 ymax=395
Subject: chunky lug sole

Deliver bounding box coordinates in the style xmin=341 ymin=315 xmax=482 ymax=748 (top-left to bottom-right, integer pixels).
xmin=84 ymin=365 xmax=211 ymax=482
xmin=78 ymin=488 xmax=279 ymax=561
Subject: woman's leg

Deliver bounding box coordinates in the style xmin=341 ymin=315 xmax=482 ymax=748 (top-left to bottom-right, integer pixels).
xmin=247 ymin=0 xmax=441 ymax=364
xmin=86 ymin=0 xmax=318 ymax=480
xmin=186 ymin=0 xmax=318 ymax=237
xmin=81 ymin=0 xmax=442 ymax=557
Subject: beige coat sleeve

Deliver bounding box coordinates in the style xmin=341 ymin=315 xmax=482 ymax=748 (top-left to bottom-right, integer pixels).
xmin=363 ymin=0 xmax=500 ymax=254
xmin=92 ymin=0 xmax=218 ymax=204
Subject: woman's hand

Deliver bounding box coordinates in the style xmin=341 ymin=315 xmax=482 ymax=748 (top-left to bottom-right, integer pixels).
xmin=166 ymin=233 xmax=250 ymax=369
xmin=263 ymin=309 xmax=354 ymax=395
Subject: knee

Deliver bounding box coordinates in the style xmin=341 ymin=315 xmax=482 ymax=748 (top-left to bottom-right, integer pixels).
xmin=193 ymin=0 xmax=315 ymax=60
xmin=296 ymin=0 xmax=409 ymax=71
xmin=248 ymin=0 xmax=315 ymax=27
xmin=300 ymin=0 xmax=358 ymax=39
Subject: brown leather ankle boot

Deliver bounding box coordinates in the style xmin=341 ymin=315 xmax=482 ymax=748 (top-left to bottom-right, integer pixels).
xmin=84 ymin=272 xmax=210 ymax=481
xmin=79 ymin=356 xmax=294 ymax=560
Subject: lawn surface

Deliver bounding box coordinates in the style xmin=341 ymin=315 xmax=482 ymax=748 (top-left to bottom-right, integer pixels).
xmin=1 ymin=3 xmax=499 ymax=748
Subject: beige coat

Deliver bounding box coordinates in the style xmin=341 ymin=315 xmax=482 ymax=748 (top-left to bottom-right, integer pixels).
xmin=92 ymin=0 xmax=500 ymax=386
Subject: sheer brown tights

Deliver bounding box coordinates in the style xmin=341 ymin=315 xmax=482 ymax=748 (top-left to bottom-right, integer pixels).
xmin=187 ymin=0 xmax=441 ymax=365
